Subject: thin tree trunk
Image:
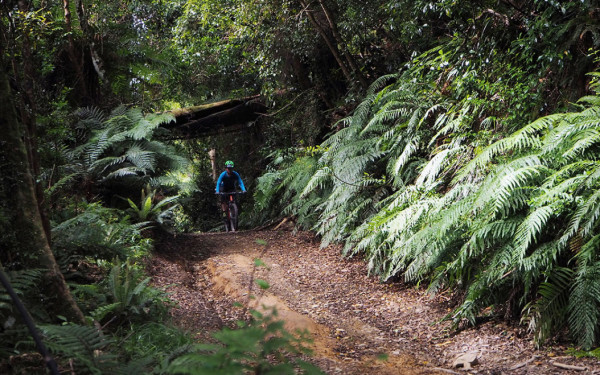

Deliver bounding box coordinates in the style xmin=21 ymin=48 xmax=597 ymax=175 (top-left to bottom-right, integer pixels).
xmin=316 ymin=0 xmax=368 ymax=89
xmin=0 ymin=62 xmax=86 ymax=325
xmin=209 ymin=149 xmax=217 ymax=182
xmin=299 ymin=0 xmax=354 ymax=86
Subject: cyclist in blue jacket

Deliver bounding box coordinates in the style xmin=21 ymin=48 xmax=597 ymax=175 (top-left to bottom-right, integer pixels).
xmin=216 ymin=160 xmax=246 ymax=226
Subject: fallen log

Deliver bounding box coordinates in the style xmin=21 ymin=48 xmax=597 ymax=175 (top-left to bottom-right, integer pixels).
xmin=162 ymin=96 xmax=267 ymax=138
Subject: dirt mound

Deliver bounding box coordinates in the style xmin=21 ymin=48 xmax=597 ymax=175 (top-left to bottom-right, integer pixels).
xmin=150 ymin=230 xmax=599 ymax=374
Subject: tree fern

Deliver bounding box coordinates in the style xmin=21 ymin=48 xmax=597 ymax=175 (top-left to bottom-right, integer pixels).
xmin=55 ymin=106 xmax=190 ymax=205
xmin=51 ymin=203 xmax=144 ymax=262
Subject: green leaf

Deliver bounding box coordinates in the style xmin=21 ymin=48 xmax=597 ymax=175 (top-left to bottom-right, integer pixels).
xmin=254 ymin=258 xmax=267 ymax=267
xmin=255 ymin=279 xmax=270 ymax=290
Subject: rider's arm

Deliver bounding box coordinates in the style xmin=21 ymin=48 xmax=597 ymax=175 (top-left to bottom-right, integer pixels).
xmin=215 ymin=172 xmax=226 ymax=193
xmin=234 ymin=171 xmax=246 ymax=192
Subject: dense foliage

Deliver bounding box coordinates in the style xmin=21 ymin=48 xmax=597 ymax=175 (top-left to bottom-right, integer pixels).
xmin=252 ymin=0 xmax=600 ymax=350
xmin=2 ymin=0 xmax=600 ymax=372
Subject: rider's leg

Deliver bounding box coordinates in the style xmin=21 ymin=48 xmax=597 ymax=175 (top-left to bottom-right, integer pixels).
xmin=220 ymin=198 xmax=229 ymax=230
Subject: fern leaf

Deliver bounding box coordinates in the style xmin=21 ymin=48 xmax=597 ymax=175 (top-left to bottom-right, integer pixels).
xmin=569 ymin=259 xmax=600 ymax=350
xmin=453 ymin=113 xmax=561 ymax=184
xmin=514 ymin=206 xmax=554 ymax=256
xmin=522 ymin=267 xmax=572 ymax=347
xmin=560 ymin=188 xmax=600 ymax=247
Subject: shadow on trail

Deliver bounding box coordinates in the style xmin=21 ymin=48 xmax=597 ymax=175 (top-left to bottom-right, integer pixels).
xmin=154 ymin=232 xmax=214 ymax=265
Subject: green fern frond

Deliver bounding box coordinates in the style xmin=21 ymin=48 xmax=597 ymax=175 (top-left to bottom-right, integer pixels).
xmin=362 ymin=107 xmax=407 ymax=135
xmin=300 ymin=167 xmax=331 ymax=198
xmin=366 ymin=73 xmax=398 ymax=96
xmin=544 ymin=111 xmax=600 ymax=156
xmin=388 ymin=136 xmax=420 ymax=177
xmin=0 ymin=269 xmax=43 ymax=313
xmin=573 ymin=233 xmax=600 ymax=264
xmin=87 ymin=130 xmax=112 ymax=163
xmin=429 ymin=113 xmax=462 ymax=146
xmin=514 ymin=206 xmax=554 ymax=255
xmin=102 ymin=167 xmax=147 ymax=181
xmin=541 ymin=161 xmax=597 ymax=189
xmin=40 ymin=324 xmax=118 ymax=373
xmin=578 ymin=95 xmax=600 ymax=106
xmin=416 ymin=146 xmax=462 ymax=187
xmin=92 ymin=302 xmax=124 ymax=321
xmin=522 ymin=267 xmax=572 ymax=347
xmin=562 ymin=129 xmax=600 ymax=161
xmin=109 ymin=105 xmax=129 ymax=118
xmin=124 ymin=145 xmax=156 ymax=171
xmin=463 ymin=218 xmax=522 ymax=260
xmin=126 ymin=119 xmax=156 ymax=141
xmin=470 ymin=155 xmax=544 ymax=215
xmin=519 ymin=241 xmax=565 ymax=278
xmin=349 ymin=95 xmax=376 ymax=128
xmin=492 ymin=165 xmax=550 ymax=215
xmin=569 ymin=259 xmax=600 ymax=350
xmin=75 ymin=106 xmax=107 ymax=123
xmin=453 ymin=114 xmax=561 ymax=184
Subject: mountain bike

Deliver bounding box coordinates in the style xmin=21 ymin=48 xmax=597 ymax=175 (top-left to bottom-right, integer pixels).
xmin=216 ymin=192 xmax=245 ymax=232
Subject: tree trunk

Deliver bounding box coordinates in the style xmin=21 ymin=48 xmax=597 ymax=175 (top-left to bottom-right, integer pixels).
xmin=62 ymin=0 xmax=89 ymax=100
xmin=316 ymin=0 xmax=368 ymax=90
xmin=0 ymin=62 xmax=86 ymax=325
xmin=299 ymin=0 xmax=354 ymax=86
xmin=163 ymin=97 xmax=267 ymax=138
xmin=209 ymin=149 xmax=217 ymax=182
xmin=76 ymin=0 xmax=106 ymax=84
xmin=16 ymin=0 xmax=52 ymax=241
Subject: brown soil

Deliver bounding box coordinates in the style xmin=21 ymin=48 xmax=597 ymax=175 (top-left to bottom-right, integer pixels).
xmin=150 ymin=229 xmax=600 ymax=374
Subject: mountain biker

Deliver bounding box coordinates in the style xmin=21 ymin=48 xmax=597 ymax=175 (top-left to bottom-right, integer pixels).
xmin=215 ymin=160 xmax=246 ymax=228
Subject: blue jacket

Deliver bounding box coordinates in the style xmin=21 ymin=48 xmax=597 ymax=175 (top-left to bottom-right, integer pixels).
xmin=216 ymin=170 xmax=246 ymax=193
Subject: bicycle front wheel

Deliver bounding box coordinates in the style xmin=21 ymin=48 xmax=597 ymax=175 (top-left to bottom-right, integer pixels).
xmin=228 ymin=203 xmax=238 ymax=232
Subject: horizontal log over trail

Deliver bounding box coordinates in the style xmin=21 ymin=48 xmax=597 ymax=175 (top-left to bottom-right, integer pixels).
xmin=161 ymin=96 xmax=267 ymax=138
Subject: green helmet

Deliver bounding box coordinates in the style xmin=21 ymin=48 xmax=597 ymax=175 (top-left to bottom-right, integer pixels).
xmin=225 ymin=160 xmax=234 ymax=168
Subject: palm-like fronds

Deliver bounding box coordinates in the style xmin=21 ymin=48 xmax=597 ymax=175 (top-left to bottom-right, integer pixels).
xmin=40 ymin=324 xmax=153 ymax=374
xmin=453 ymin=114 xmax=562 ymax=184
xmin=91 ymin=259 xmax=168 ymax=324
xmin=54 ymin=106 xmax=189 ymax=203
xmin=0 ymin=269 xmax=45 ymax=358
xmin=40 ymin=324 xmax=117 ymax=371
xmin=255 ymin=54 xmax=600 ymax=347
xmin=569 ymin=255 xmax=600 ymax=349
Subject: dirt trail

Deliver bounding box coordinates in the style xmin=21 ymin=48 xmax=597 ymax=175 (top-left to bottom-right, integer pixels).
xmin=150 ymin=230 xmax=600 ymax=374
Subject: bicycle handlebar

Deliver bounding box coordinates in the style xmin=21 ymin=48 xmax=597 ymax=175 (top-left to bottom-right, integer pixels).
xmin=215 ymin=191 xmax=247 ymax=195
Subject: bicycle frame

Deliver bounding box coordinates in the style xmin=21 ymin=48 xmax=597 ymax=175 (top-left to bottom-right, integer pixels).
xmin=216 ymin=192 xmax=245 ymax=232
